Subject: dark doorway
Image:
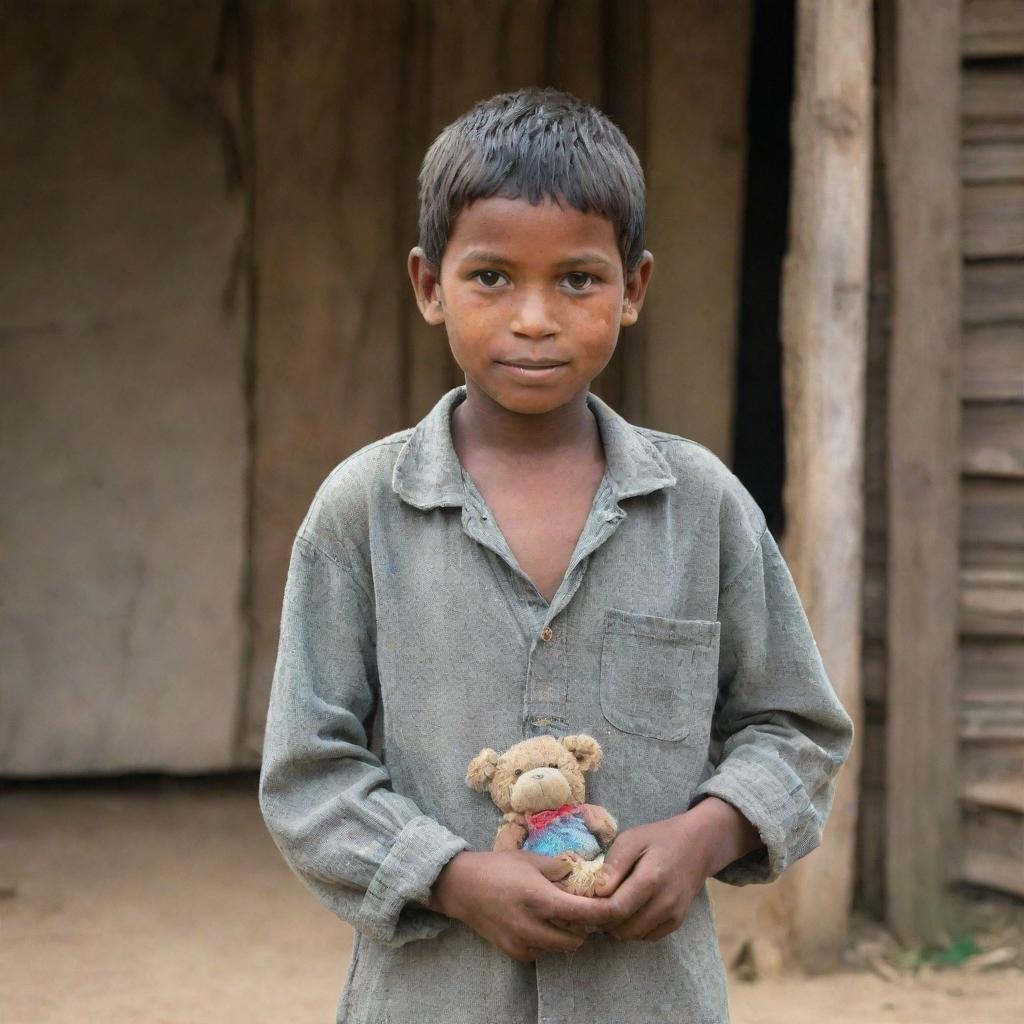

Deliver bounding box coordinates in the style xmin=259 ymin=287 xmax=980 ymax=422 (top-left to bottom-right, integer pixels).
xmin=732 ymin=0 xmax=795 ymax=538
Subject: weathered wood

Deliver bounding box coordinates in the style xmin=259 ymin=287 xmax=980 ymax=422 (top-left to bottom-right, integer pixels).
xmin=963 ymin=183 xmax=1024 ymax=259
xmin=962 ymin=638 xmax=1024 ymax=693
xmin=963 ymin=779 xmax=1024 ymax=813
xmin=546 ymin=0 xmax=606 ymax=106
xmin=960 ymin=698 xmax=1024 ymax=741
xmin=882 ymin=0 xmax=961 ymax=945
xmin=960 ymin=639 xmax=1024 ymax=739
xmin=964 ymin=261 xmax=1024 ymax=324
xmin=244 ymin=2 xmax=410 ymax=756
xmin=962 ymin=141 xmax=1024 ymax=183
xmin=963 ymin=325 xmax=1024 ymax=403
xmin=961 ymin=737 xmax=1024 ymax=786
xmin=777 ymin=0 xmax=872 ymax=970
xmin=960 ymin=567 xmax=1024 ymax=637
xmin=856 ymin=787 xmax=887 ymax=917
xmin=962 ymin=804 xmax=1024 ymax=898
xmin=963 ymin=67 xmax=1024 ymax=143
xmin=962 ymin=479 xmax=1024 ymax=566
xmin=0 ymin=1 xmax=248 ymax=773
xmin=963 ymin=402 xmax=1024 ymax=478
xmin=644 ymin=0 xmax=752 ymax=460
xmin=963 ymin=0 xmax=1024 ymax=57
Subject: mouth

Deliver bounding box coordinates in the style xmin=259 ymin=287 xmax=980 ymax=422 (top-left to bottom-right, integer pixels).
xmin=498 ymin=359 xmax=569 ymax=368
xmin=496 ymin=359 xmax=569 ymax=381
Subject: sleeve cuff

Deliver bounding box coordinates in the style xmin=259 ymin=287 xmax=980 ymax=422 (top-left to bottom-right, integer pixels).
xmin=692 ymin=751 xmax=815 ymax=886
xmin=355 ymin=816 xmax=469 ymax=945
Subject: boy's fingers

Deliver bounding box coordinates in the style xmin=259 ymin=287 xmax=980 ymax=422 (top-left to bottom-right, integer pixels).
xmin=594 ymin=837 xmax=645 ymax=896
xmin=545 ymin=879 xmax=642 ymax=930
xmin=523 ymin=921 xmax=586 ymax=955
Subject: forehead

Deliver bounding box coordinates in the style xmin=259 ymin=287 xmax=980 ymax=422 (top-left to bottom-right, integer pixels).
xmin=445 ymin=196 xmax=620 ymax=267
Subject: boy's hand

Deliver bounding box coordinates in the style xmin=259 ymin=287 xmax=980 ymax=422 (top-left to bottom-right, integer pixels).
xmin=590 ymin=797 xmax=762 ymax=942
xmin=427 ymin=850 xmax=612 ymax=961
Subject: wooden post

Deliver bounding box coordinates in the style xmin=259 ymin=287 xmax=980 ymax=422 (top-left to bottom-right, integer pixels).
xmin=881 ymin=0 xmax=962 ymax=944
xmin=778 ymin=0 xmax=873 ymax=969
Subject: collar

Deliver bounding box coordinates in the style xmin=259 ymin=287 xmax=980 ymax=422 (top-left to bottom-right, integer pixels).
xmin=392 ymin=386 xmax=676 ymax=511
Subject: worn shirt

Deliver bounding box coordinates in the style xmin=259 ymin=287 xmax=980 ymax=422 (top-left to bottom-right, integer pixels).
xmin=259 ymin=386 xmax=854 ymax=1024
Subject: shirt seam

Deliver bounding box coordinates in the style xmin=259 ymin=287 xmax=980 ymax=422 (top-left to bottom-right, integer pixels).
xmin=294 ymin=532 xmax=375 ymax=608
xmin=720 ymin=525 xmax=770 ymax=595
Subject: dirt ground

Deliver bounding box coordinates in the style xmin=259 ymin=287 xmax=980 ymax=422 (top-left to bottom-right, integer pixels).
xmin=1 ymin=776 xmax=1020 ymax=1024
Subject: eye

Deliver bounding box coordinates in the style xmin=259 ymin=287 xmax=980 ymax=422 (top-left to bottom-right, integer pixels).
xmin=513 ymin=768 xmax=523 ymax=777
xmin=563 ymin=271 xmax=595 ymax=292
xmin=471 ymin=270 xmax=507 ymax=288
xmin=548 ymin=762 xmax=558 ymax=769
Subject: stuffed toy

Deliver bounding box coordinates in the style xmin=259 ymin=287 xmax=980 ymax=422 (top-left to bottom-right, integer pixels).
xmin=466 ymin=733 xmax=618 ymax=896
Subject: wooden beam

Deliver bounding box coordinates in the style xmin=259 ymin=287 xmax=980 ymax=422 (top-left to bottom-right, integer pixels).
xmin=777 ymin=0 xmax=873 ymax=970
xmin=881 ymin=0 xmax=962 ymax=945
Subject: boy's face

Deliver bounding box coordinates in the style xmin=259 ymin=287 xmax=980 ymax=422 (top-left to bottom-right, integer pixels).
xmin=409 ymin=196 xmax=653 ymax=418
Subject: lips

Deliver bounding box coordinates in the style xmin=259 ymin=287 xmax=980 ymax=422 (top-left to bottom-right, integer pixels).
xmin=497 ymin=359 xmax=568 ymax=369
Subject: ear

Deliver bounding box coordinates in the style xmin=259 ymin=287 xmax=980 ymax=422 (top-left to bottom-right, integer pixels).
xmin=561 ymin=734 xmax=603 ymax=773
xmin=408 ymin=246 xmax=446 ymax=326
xmin=466 ymin=748 xmax=500 ymax=792
xmin=620 ymin=250 xmax=654 ymax=328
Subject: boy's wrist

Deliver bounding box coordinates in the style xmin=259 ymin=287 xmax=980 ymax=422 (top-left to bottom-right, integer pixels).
xmin=674 ymin=797 xmax=763 ymax=878
xmin=426 ymin=850 xmax=475 ymax=918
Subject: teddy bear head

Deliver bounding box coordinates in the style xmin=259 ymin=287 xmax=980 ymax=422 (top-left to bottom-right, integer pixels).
xmin=466 ymin=734 xmax=603 ymax=814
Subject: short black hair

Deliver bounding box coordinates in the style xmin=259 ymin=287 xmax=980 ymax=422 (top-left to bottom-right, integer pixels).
xmin=418 ymin=88 xmax=646 ymax=270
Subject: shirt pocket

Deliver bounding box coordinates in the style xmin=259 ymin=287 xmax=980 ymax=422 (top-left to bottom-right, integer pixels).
xmin=599 ymin=608 xmax=721 ymax=742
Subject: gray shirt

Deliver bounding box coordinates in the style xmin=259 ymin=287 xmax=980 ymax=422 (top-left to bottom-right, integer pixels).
xmin=259 ymin=386 xmax=854 ymax=1024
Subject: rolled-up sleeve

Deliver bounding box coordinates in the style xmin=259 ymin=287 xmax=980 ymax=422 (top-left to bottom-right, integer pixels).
xmin=259 ymin=534 xmax=468 ymax=946
xmin=692 ymin=524 xmax=854 ymax=885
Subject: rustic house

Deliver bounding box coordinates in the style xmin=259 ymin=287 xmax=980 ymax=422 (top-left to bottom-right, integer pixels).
xmin=1 ymin=0 xmax=1020 ymax=966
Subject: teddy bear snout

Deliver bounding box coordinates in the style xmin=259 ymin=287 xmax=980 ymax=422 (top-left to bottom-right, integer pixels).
xmin=510 ymin=765 xmax=572 ymax=812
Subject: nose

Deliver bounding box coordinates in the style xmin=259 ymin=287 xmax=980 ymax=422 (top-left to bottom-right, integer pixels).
xmin=510 ymin=289 xmax=558 ymax=339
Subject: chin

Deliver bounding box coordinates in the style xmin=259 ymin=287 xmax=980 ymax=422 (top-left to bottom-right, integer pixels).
xmin=474 ymin=378 xmax=588 ymax=416
xmin=496 ymin=391 xmax=578 ymax=416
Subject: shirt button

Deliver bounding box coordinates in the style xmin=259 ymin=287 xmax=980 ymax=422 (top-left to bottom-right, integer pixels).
xmin=540 ymin=626 xmax=553 ymax=642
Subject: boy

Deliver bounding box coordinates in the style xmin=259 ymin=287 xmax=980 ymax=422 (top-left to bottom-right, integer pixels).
xmin=260 ymin=89 xmax=853 ymax=1024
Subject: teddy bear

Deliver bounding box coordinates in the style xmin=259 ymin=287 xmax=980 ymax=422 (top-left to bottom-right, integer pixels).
xmin=466 ymin=733 xmax=618 ymax=896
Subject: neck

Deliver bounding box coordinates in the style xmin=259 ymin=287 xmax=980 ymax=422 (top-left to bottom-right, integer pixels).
xmin=452 ymin=382 xmax=601 ymax=464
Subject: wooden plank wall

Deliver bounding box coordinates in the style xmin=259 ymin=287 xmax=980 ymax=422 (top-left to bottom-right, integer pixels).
xmin=858 ymin=0 xmax=1024 ymax=924
xmin=958 ymin=0 xmax=1024 ymax=900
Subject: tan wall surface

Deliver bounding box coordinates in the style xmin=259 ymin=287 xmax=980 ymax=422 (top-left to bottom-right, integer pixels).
xmin=0 ymin=2 xmax=248 ymax=773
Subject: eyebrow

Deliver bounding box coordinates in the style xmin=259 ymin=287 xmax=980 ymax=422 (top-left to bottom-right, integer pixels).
xmin=458 ymin=250 xmax=617 ymax=270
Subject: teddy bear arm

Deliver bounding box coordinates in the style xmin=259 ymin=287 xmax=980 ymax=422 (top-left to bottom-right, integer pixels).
xmin=493 ymin=819 xmax=527 ymax=852
xmin=580 ymin=803 xmax=618 ymax=844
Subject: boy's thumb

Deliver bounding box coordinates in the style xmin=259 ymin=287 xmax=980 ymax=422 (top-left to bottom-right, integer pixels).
xmin=595 ymin=838 xmax=639 ymax=896
xmin=594 ymin=858 xmax=623 ymax=896
xmin=533 ymin=855 xmax=574 ymax=883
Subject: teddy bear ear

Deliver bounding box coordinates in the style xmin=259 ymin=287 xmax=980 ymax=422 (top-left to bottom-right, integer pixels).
xmin=561 ymin=734 xmax=603 ymax=772
xmin=466 ymin=748 xmax=500 ymax=792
